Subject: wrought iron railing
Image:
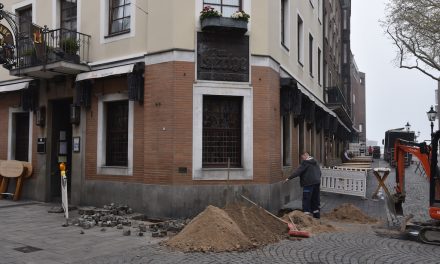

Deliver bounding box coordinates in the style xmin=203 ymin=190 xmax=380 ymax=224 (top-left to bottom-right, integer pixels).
xmin=14 ymin=27 xmax=90 ymax=69
xmin=325 ymin=86 xmax=351 ymax=115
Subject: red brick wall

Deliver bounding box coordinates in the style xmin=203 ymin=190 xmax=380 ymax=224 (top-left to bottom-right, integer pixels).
xmin=84 ymin=77 xmax=144 ymax=183
xmin=83 ymin=63 xmax=289 ymax=186
xmin=252 ymin=66 xmax=282 ymax=184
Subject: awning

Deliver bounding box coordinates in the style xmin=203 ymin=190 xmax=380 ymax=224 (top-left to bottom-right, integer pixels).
xmin=75 ymin=64 xmax=135 ymax=82
xmin=0 ymin=79 xmax=32 ymax=93
xmin=296 ymin=83 xmax=351 ymax=133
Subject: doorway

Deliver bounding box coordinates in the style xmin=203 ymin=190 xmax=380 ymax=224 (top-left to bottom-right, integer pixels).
xmin=50 ymin=99 xmax=72 ymax=201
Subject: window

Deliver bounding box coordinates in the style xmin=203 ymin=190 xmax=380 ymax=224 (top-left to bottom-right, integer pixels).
xmin=105 ymin=100 xmax=128 ymax=166
xmin=318 ymin=48 xmax=322 ymax=85
xmin=17 ymin=6 xmax=32 ymax=55
xmin=97 ymin=93 xmax=133 ymax=176
xmin=203 ymin=0 xmax=241 ymax=17
xmin=203 ymin=95 xmax=242 ymax=168
xmin=61 ymin=0 xmax=77 ymax=32
xmin=109 ymin=0 xmax=131 ymax=35
xmin=343 ymin=43 xmax=347 ymax=63
xmin=282 ymin=114 xmax=291 ymax=166
xmin=343 ymin=10 xmax=347 ymax=29
xmin=297 ymin=15 xmax=304 ymax=65
xmin=281 ymin=0 xmax=289 ymax=49
xmin=14 ymin=113 xmax=30 ymax=162
xmin=309 ymin=34 xmax=313 ymax=77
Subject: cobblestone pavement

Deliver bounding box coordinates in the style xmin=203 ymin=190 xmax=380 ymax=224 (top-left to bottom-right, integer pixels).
xmin=1 ymin=160 xmax=439 ymax=264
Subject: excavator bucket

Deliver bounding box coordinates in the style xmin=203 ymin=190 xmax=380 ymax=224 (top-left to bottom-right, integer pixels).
xmin=384 ymin=193 xmax=404 ymax=217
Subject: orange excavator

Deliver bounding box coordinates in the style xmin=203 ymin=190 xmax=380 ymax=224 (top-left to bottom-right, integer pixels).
xmin=390 ymin=130 xmax=440 ymax=245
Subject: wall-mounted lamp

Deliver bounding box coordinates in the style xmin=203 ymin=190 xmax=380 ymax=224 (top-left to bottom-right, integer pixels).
xmin=70 ymin=104 xmax=80 ymax=125
xmin=36 ymin=106 xmax=46 ymax=127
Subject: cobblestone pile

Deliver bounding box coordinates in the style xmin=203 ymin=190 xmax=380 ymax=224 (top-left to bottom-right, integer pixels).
xmin=70 ymin=203 xmax=188 ymax=237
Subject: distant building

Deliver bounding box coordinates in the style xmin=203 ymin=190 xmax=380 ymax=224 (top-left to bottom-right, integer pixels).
xmin=351 ymin=55 xmax=366 ymax=144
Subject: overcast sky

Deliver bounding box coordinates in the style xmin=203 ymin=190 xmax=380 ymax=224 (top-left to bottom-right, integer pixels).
xmin=351 ymin=0 xmax=438 ymax=145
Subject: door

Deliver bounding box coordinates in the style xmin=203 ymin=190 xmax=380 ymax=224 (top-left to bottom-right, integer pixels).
xmin=50 ymin=99 xmax=72 ymax=201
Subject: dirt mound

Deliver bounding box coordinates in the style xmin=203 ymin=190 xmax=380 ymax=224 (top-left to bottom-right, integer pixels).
xmin=166 ymin=205 xmax=252 ymax=252
xmin=166 ymin=203 xmax=288 ymax=252
xmin=224 ymin=203 xmax=286 ymax=245
xmin=282 ymin=210 xmax=336 ymax=234
xmin=322 ymin=203 xmax=377 ymax=224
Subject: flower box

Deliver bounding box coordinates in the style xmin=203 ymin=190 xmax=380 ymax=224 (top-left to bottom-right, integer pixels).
xmin=201 ymin=17 xmax=248 ymax=34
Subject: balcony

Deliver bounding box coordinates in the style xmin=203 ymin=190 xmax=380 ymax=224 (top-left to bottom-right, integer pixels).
xmin=10 ymin=28 xmax=90 ymax=78
xmin=325 ymin=86 xmax=352 ymax=125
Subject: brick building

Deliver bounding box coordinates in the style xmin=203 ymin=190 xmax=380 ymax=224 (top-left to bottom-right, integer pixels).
xmin=0 ymin=0 xmax=358 ymax=217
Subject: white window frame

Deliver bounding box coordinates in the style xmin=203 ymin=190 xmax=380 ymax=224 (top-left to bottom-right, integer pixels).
xmin=97 ymin=93 xmax=134 ymax=176
xmin=297 ymin=13 xmax=304 ymax=65
xmin=309 ymin=32 xmax=314 ymax=78
xmin=281 ymin=0 xmax=290 ymax=50
xmin=193 ymin=82 xmax=253 ymax=180
xmin=52 ymin=0 xmax=81 ymax=32
xmin=12 ymin=0 xmax=36 ymax=23
xmin=8 ymin=107 xmax=33 ymax=162
xmin=100 ymin=0 xmax=136 ymax=44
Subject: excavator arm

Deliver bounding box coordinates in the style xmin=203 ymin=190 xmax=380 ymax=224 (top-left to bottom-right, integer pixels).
xmin=392 ymin=131 xmax=440 ymax=245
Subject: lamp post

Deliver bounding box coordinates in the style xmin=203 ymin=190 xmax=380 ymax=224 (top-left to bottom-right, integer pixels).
xmin=405 ymin=122 xmax=411 ymax=132
xmin=427 ymin=106 xmax=437 ymax=134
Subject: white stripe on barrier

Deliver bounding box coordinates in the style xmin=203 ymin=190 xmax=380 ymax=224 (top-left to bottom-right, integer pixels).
xmin=320 ymin=167 xmax=367 ymax=198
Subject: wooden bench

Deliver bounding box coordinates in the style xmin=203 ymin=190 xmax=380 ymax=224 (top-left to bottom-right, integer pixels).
xmin=0 ymin=160 xmax=33 ymax=201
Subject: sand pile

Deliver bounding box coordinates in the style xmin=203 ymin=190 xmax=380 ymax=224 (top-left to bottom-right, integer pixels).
xmin=322 ymin=203 xmax=377 ymax=224
xmin=166 ymin=204 xmax=287 ymax=252
xmin=282 ymin=210 xmax=336 ymax=234
xmin=224 ymin=203 xmax=286 ymax=245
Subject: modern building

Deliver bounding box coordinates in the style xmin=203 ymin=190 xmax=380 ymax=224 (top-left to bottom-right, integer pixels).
xmin=0 ymin=0 xmax=359 ymax=217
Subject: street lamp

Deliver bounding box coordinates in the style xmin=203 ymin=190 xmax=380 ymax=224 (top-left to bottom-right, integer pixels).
xmin=427 ymin=106 xmax=437 ymax=134
xmin=405 ymin=122 xmax=411 ymax=132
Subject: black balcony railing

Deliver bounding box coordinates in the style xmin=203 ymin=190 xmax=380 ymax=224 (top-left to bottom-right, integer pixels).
xmin=14 ymin=27 xmax=90 ymax=69
xmin=325 ymin=86 xmax=351 ymax=114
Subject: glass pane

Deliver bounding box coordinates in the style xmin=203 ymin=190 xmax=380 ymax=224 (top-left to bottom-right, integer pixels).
xmin=125 ymin=0 xmax=131 ymax=4
xmin=204 ymin=0 xmax=221 ymax=4
xmin=124 ymin=5 xmax=131 ymax=16
xmin=222 ymin=6 xmax=239 ymax=17
xmin=122 ymin=17 xmax=130 ymax=30
xmin=223 ymin=0 xmax=240 ymax=6
xmin=113 ymin=7 xmax=124 ymax=19
xmin=111 ymin=20 xmax=122 ymax=33
xmin=112 ymin=0 xmax=124 ymax=7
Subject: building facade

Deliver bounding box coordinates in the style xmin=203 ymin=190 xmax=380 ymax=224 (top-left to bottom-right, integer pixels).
xmin=351 ymin=55 xmax=366 ymax=144
xmin=0 ymin=0 xmax=358 ymax=217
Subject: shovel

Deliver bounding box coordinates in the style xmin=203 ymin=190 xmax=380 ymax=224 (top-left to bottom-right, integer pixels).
xmin=240 ymin=195 xmax=310 ymax=238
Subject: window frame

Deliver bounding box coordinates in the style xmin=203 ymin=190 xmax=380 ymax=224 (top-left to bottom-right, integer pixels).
xmin=60 ymin=0 xmax=77 ymax=32
xmin=8 ymin=107 xmax=33 ymax=162
xmin=297 ymin=15 xmax=304 ymax=66
xmin=281 ymin=0 xmax=290 ymax=51
xmin=203 ymin=0 xmax=242 ymax=17
xmin=97 ymin=93 xmax=134 ymax=176
xmin=108 ymin=0 xmax=131 ymax=36
xmin=282 ymin=114 xmax=292 ymax=167
xmin=309 ymin=33 xmax=314 ymax=77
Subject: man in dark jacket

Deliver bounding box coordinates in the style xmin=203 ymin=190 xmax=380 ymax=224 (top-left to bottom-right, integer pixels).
xmin=284 ymin=151 xmax=321 ymax=218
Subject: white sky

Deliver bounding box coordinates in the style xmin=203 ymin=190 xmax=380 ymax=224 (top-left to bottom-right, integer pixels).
xmin=351 ymin=0 xmax=438 ymax=145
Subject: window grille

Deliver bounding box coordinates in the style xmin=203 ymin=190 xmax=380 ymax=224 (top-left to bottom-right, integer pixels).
xmin=203 ymin=95 xmax=242 ymax=168
xmin=105 ymin=100 xmax=128 ymax=166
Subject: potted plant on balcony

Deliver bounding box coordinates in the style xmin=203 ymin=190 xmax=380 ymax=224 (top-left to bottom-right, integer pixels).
xmin=59 ymin=37 xmax=80 ymax=63
xmin=20 ymin=47 xmax=38 ymax=67
xmin=200 ymin=6 xmax=249 ymax=34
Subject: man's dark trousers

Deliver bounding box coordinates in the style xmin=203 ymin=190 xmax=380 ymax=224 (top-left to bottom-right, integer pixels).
xmin=302 ymin=183 xmax=320 ymax=218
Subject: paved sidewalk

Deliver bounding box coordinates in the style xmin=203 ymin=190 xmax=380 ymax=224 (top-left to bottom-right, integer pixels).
xmin=0 ymin=159 xmax=438 ymax=264
xmin=0 ymin=201 xmax=164 ymax=264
